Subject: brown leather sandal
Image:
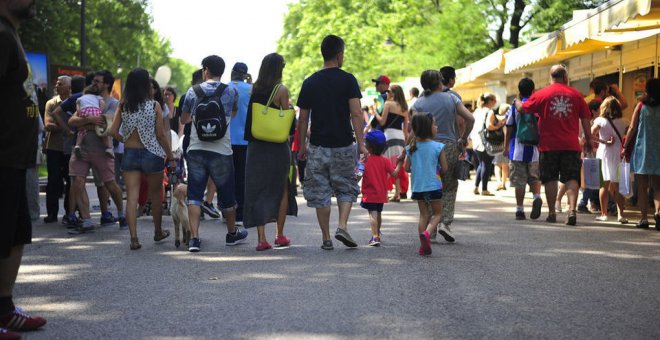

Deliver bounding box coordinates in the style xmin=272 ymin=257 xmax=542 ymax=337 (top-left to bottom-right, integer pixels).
xmin=153 ymin=230 xmax=171 ymax=242
xmin=130 ymin=237 xmax=141 ymax=250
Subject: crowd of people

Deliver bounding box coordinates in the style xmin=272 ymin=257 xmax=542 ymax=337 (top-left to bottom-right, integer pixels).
xmin=2 ymin=0 xmax=659 ymax=336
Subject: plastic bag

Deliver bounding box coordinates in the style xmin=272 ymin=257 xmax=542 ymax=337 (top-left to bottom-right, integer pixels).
xmin=618 ymin=161 xmax=633 ymax=198
xmin=583 ymin=158 xmax=602 ymax=190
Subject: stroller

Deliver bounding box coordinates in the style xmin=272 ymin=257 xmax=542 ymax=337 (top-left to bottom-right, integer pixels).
xmin=163 ymin=130 xmax=184 ymax=215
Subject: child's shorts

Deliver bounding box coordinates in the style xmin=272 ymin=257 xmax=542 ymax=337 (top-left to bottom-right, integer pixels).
xmin=411 ymin=189 xmax=443 ymax=202
xmin=360 ymin=202 xmax=384 ymax=212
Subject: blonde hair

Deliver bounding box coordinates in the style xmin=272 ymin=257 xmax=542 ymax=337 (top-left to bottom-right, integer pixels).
xmin=478 ymin=92 xmax=496 ymax=108
xmin=599 ymin=96 xmax=623 ymax=119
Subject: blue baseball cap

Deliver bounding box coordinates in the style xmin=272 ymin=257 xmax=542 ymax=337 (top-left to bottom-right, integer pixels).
xmin=365 ymin=130 xmax=386 ymax=146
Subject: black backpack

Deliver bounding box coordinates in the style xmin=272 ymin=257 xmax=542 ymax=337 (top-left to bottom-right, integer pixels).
xmin=192 ymin=83 xmax=228 ymax=141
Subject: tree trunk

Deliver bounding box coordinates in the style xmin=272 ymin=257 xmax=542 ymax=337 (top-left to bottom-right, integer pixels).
xmin=509 ymin=0 xmax=527 ymax=48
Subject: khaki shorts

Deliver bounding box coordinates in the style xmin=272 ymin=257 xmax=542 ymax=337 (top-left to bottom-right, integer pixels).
xmin=69 ymin=150 xmax=115 ymax=183
xmin=303 ymin=144 xmax=359 ymax=208
xmin=509 ymin=160 xmax=540 ymax=189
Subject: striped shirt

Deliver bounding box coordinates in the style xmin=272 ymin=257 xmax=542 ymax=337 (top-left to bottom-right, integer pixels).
xmin=505 ymin=98 xmax=539 ymax=163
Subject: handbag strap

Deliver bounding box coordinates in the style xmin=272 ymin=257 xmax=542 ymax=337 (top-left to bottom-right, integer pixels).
xmin=605 ymin=117 xmax=623 ymax=145
xmin=266 ymin=84 xmax=282 ymax=108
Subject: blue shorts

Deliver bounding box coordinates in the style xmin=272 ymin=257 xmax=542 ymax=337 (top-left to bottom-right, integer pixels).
xmin=360 ymin=202 xmax=384 ymax=212
xmin=411 ymin=189 xmax=443 ymax=202
xmin=121 ymin=148 xmax=165 ymax=174
xmin=186 ymin=150 xmax=236 ymax=210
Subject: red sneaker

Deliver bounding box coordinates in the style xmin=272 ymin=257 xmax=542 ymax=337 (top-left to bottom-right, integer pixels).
xmin=419 ymin=231 xmax=432 ymax=255
xmin=0 ymin=327 xmax=20 ymax=340
xmin=256 ymin=241 xmax=272 ymax=251
xmin=274 ymin=235 xmax=290 ymax=247
xmin=0 ymin=307 xmax=47 ymax=331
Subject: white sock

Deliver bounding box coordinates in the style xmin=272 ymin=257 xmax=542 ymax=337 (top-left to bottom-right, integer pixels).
xmin=516 ymin=206 xmax=524 ymax=212
xmin=533 ymin=194 xmax=541 ymax=199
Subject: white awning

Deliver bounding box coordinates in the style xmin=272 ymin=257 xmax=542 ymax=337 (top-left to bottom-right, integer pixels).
xmin=504 ymin=32 xmax=559 ymax=73
xmin=562 ymin=0 xmax=654 ymax=49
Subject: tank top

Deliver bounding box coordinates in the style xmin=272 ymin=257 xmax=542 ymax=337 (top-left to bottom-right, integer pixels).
xmin=383 ymin=112 xmax=404 ymax=130
xmin=120 ymin=100 xmax=166 ymax=158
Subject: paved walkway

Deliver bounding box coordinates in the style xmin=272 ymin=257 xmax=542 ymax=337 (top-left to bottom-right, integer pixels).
xmin=15 ymin=181 xmax=660 ymax=339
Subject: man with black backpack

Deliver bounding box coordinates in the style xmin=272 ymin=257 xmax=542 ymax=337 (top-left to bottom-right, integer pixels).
xmin=180 ymin=55 xmax=247 ymax=252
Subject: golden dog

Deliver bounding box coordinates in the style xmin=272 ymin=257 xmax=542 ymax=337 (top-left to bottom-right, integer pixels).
xmin=171 ymin=184 xmax=191 ymax=248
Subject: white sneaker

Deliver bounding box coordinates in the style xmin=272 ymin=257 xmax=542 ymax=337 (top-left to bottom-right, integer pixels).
xmin=595 ymin=215 xmax=608 ymax=221
xmin=438 ymin=223 xmax=455 ymax=243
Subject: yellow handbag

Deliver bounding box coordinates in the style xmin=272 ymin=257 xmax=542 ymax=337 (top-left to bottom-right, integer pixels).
xmin=251 ymin=84 xmax=295 ymax=143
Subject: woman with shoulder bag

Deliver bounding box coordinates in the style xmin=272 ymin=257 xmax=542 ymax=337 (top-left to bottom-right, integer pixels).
xmin=626 ymin=79 xmax=660 ymax=229
xmin=243 ymin=53 xmax=298 ymax=250
xmin=469 ymin=93 xmax=504 ymax=196
xmin=591 ymin=96 xmax=629 ymax=223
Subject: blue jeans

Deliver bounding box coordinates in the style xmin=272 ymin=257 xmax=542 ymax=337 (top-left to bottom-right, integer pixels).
xmin=186 ymin=150 xmax=236 ymax=210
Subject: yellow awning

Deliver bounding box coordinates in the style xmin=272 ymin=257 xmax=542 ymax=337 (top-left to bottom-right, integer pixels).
xmin=504 ymin=32 xmax=559 ymax=73
xmin=454 ymin=49 xmax=506 ymax=87
xmin=562 ymin=0 xmax=654 ymax=49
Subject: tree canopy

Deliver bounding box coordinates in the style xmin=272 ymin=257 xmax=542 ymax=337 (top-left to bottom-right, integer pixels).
xmin=277 ymin=0 xmax=605 ymax=98
xmin=18 ymin=0 xmax=195 ymax=94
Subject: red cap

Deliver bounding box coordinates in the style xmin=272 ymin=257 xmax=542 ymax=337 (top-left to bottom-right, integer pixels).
xmin=372 ymin=75 xmax=391 ymax=85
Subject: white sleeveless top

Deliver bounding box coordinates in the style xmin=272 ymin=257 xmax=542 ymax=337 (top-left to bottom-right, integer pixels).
xmin=120 ymin=100 xmax=166 ymax=158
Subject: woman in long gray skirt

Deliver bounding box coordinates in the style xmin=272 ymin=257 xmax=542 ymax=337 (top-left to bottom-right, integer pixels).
xmin=243 ymin=53 xmax=298 ymax=251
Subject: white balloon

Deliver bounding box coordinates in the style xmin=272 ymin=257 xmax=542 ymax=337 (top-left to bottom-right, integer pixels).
xmin=154 ymin=65 xmax=172 ymax=88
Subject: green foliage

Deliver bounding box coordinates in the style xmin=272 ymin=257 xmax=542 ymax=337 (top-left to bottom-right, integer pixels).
xmin=528 ymin=0 xmax=607 ymax=35
xmin=167 ymin=57 xmax=198 ymax=97
xmin=278 ymin=0 xmax=492 ymax=100
xmin=18 ymin=0 xmax=194 ymax=92
xmin=278 ymin=0 xmax=604 ymax=98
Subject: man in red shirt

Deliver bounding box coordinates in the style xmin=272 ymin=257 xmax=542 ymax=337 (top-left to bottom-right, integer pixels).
xmin=514 ymin=65 xmax=593 ymax=226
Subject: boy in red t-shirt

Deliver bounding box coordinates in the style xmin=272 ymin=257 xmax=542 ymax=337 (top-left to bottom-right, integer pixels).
xmin=359 ymin=130 xmax=400 ymax=246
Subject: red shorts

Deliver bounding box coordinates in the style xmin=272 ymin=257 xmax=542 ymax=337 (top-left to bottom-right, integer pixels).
xmin=69 ymin=150 xmax=115 ymax=183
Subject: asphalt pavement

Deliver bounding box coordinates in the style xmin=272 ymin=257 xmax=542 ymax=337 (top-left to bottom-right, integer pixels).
xmin=14 ymin=181 xmax=660 ymax=339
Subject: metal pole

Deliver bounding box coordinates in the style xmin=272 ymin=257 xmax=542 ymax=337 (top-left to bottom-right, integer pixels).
xmin=80 ymin=0 xmax=86 ymax=68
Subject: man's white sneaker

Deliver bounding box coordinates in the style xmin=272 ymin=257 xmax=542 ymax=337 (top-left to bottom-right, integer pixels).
xmin=438 ymin=223 xmax=455 ymax=243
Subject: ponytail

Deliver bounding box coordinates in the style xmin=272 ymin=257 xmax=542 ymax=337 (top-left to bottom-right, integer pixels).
xmin=478 ymin=92 xmax=496 ymax=108
xmin=408 ymin=135 xmax=418 ymax=155
xmin=420 ymin=70 xmax=443 ymax=97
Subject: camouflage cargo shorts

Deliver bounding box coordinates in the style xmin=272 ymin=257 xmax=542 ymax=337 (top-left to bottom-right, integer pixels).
xmin=303 ymin=144 xmax=359 ymax=208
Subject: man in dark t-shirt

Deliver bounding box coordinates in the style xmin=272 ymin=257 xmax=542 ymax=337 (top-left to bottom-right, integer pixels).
xmin=0 ymin=1 xmax=48 ymax=335
xmin=297 ymin=34 xmax=366 ymax=250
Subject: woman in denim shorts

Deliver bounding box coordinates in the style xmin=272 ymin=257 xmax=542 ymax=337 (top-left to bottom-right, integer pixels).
xmin=109 ymin=68 xmax=176 ymax=250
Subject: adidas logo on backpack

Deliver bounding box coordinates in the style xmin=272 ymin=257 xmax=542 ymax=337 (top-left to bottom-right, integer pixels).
xmin=192 ymin=83 xmax=228 ymax=142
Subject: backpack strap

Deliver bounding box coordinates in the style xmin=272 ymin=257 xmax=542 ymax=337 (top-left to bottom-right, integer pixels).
xmin=213 ymin=83 xmax=228 ymax=98
xmin=192 ymin=84 xmax=205 ymax=98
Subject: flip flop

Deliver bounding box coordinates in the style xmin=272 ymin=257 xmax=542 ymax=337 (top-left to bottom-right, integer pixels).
xmin=153 ymin=230 xmax=171 ymax=242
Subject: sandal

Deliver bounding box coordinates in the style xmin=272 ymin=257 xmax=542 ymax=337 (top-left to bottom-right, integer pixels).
xmin=130 ymin=237 xmax=141 ymax=250
xmin=154 ymin=229 xmax=171 ymax=242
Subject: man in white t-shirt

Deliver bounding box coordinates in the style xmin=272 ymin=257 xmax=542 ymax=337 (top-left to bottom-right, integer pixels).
xmin=180 ymin=55 xmax=248 ymax=252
